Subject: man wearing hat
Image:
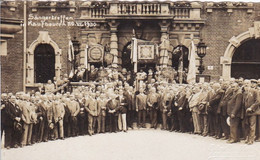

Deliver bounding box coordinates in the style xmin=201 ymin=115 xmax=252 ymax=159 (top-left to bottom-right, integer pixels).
xmin=246 ymin=79 xmax=260 ymax=142
xmin=243 ymin=80 xmax=258 ymax=144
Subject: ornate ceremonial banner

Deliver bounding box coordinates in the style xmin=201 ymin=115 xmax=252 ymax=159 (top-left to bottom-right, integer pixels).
xmin=88 ymin=44 xmax=104 ymax=62
xmin=136 ymin=41 xmax=158 ymax=63
xmin=138 ymin=45 xmax=154 ymax=60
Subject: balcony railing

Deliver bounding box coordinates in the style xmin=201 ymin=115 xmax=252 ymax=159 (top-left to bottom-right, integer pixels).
xmin=88 ymin=7 xmax=108 ymax=18
xmin=117 ymin=3 xmax=161 ymax=15
xmin=172 ymin=8 xmax=190 ymax=19
xmin=77 ymin=2 xmax=201 ymax=20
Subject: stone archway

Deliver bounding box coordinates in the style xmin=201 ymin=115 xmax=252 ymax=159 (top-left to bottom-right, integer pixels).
xmin=221 ymin=21 xmax=260 ymax=80
xmin=27 ymin=31 xmax=62 ymax=85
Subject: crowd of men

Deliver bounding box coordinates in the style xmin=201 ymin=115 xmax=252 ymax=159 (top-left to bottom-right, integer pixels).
xmin=1 ymin=66 xmax=260 ymax=149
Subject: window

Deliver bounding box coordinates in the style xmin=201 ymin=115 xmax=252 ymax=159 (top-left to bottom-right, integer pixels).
xmin=0 ymin=40 xmax=7 ymax=56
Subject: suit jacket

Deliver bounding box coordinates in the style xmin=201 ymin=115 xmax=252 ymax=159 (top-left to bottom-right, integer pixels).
xmin=52 ymin=100 xmax=65 ymax=123
xmin=124 ymin=91 xmax=134 ymax=111
xmin=77 ymin=99 xmax=86 ymax=116
xmin=146 ymin=93 xmax=158 ymax=109
xmin=136 ymin=93 xmax=147 ymax=111
xmin=21 ymin=101 xmax=36 ymax=124
xmin=177 ymin=92 xmax=187 ymax=111
xmin=160 ymin=94 xmax=172 ymax=112
xmin=118 ymin=95 xmax=128 ymax=114
xmin=97 ymin=98 xmax=107 ymax=116
xmin=209 ymin=89 xmax=224 ymax=115
xmin=68 ymin=100 xmax=80 ymax=117
xmin=4 ymin=101 xmax=22 ymax=127
xmin=243 ymin=88 xmax=257 ymax=109
xmin=247 ymin=89 xmax=260 ymax=116
xmin=85 ymin=98 xmax=98 ymax=116
xmin=106 ymin=98 xmax=120 ymax=115
xmin=227 ymin=89 xmax=243 ymax=118
xmin=39 ymin=101 xmax=51 ymax=120
xmin=34 ymin=102 xmax=44 ymax=122
xmin=1 ymin=100 xmax=9 ymax=126
xmin=217 ymin=89 xmax=232 ymax=116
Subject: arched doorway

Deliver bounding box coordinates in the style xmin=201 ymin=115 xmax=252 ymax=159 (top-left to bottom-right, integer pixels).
xmin=172 ymin=45 xmax=189 ymax=71
xmin=231 ymin=39 xmax=260 ymax=79
xmin=34 ymin=44 xmax=55 ymax=83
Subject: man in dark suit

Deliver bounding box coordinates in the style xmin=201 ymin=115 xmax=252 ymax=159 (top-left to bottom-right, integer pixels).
xmin=215 ymin=81 xmax=231 ymax=139
xmin=227 ymin=83 xmax=243 ymax=143
xmin=31 ymin=96 xmax=43 ymax=144
xmin=118 ymin=89 xmax=128 ymax=132
xmin=3 ymin=95 xmax=22 ymax=148
xmin=36 ymin=95 xmax=49 ymax=142
xmin=76 ymin=94 xmax=87 ymax=135
xmin=106 ymin=92 xmax=120 ymax=133
xmin=169 ymin=90 xmax=180 ymax=132
xmin=1 ymin=93 xmax=9 ymax=147
xmin=136 ymin=88 xmax=147 ymax=128
xmin=176 ymin=87 xmax=188 ymax=132
xmin=124 ymin=86 xmax=135 ymax=129
xmin=209 ymin=82 xmax=226 ymax=138
xmin=147 ymin=87 xmax=159 ymax=129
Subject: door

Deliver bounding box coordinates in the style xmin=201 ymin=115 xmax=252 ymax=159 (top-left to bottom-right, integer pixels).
xmin=34 ymin=44 xmax=55 ymax=83
xmin=231 ymin=39 xmax=260 ymax=79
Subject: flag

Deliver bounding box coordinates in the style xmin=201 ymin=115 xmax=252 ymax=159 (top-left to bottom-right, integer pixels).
xmin=187 ymin=40 xmax=196 ymax=84
xmin=131 ymin=38 xmax=138 ymax=63
xmin=178 ymin=47 xmax=183 ymax=84
xmin=84 ymin=44 xmax=88 ymax=69
xmin=68 ymin=40 xmax=74 ymax=62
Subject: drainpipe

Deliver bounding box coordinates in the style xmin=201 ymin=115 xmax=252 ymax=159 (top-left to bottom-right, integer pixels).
xmin=23 ymin=1 xmax=27 ymax=92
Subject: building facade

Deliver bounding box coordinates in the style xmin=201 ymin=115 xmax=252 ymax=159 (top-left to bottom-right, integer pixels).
xmin=1 ymin=1 xmax=260 ymax=93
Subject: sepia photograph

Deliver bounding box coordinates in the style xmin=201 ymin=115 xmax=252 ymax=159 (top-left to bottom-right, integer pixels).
xmin=1 ymin=0 xmax=260 ymax=160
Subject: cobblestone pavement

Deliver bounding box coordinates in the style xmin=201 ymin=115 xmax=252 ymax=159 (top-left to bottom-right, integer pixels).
xmin=1 ymin=129 xmax=260 ymax=160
